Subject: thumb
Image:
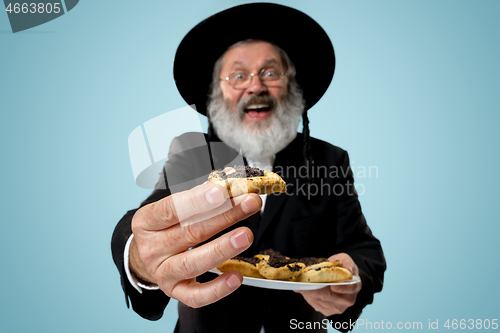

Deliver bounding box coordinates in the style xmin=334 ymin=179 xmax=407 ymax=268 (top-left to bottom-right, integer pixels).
xmin=327 ymin=253 xmax=357 ymax=275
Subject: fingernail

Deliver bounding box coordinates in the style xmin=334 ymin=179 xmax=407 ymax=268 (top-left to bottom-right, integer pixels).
xmin=241 ymin=196 xmax=259 ymax=214
xmin=231 ymin=230 xmax=250 ymax=249
xmin=206 ymin=187 xmax=225 ymax=205
xmin=226 ymin=275 xmax=241 ymax=289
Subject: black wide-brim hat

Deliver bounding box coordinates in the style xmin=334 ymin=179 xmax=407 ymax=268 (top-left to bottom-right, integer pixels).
xmin=174 ymin=2 xmax=335 ymax=116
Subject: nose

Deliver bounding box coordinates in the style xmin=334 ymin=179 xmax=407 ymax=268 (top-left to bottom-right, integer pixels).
xmin=246 ymin=73 xmax=267 ymax=95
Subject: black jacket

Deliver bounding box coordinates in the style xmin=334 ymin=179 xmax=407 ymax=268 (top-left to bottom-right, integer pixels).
xmin=111 ymin=132 xmax=386 ymax=333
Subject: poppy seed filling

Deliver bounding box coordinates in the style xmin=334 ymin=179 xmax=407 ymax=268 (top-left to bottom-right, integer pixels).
xmin=299 ymin=257 xmax=328 ymax=266
xmin=212 ymin=165 xmax=264 ymax=180
xmin=234 ymin=256 xmax=261 ymax=266
xmin=268 ymin=254 xmax=300 ymax=271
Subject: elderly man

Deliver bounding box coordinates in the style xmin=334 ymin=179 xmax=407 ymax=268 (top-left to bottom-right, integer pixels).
xmin=112 ymin=3 xmax=385 ymax=333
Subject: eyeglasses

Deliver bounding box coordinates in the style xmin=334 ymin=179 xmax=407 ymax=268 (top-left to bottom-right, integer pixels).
xmin=220 ymin=68 xmax=287 ymax=90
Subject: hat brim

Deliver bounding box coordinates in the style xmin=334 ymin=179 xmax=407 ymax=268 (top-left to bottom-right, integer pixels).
xmin=174 ymin=3 xmax=335 ymax=116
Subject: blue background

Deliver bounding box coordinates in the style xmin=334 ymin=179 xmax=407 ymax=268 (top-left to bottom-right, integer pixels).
xmin=1 ymin=1 xmax=499 ymax=332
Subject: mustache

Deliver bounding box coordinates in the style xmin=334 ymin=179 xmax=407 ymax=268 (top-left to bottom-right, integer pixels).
xmin=237 ymin=95 xmax=277 ymax=115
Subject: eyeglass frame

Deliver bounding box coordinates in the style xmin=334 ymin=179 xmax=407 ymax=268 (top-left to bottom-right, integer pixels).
xmin=219 ymin=68 xmax=288 ymax=90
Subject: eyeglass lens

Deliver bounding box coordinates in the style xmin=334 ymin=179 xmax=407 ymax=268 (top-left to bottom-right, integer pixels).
xmin=229 ymin=69 xmax=283 ymax=89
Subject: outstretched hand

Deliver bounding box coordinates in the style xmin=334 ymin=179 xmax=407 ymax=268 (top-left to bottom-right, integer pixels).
xmin=294 ymin=253 xmax=361 ymax=316
xmin=129 ymin=183 xmax=262 ymax=308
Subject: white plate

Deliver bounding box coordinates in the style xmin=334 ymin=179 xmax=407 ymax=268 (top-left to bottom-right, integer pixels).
xmin=208 ymin=268 xmax=361 ymax=291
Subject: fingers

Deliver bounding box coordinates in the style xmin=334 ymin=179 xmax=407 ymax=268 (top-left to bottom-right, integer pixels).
xmin=155 ymin=226 xmax=254 ymax=308
xmin=295 ymin=288 xmax=327 ymax=299
xmin=296 ymin=287 xmax=358 ymax=316
xmin=134 ymin=195 xmax=260 ymax=279
xmin=294 ymin=254 xmax=362 ymax=316
xmin=157 ymin=227 xmax=254 ymax=282
xmin=170 ymin=272 xmax=243 ymax=308
xmin=302 ymin=293 xmax=345 ymax=316
xmin=129 ymin=181 xmax=264 ymax=309
xmin=172 ymin=184 xmax=230 ymax=222
xmin=179 ymin=193 xmax=258 ymax=227
xmin=328 ymin=253 xmax=359 ymax=276
xmin=302 ymin=293 xmax=339 ymax=315
xmin=295 ymin=281 xmax=360 ymax=298
xmin=330 ymin=281 xmax=362 ymax=294
xmin=134 ymin=183 xmax=230 ymax=231
xmin=152 ymin=194 xmax=261 ymax=257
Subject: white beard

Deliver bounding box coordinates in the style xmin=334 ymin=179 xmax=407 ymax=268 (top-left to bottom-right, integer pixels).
xmin=208 ymin=84 xmax=305 ymax=160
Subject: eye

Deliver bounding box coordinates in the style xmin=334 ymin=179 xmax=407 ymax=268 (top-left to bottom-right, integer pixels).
xmin=232 ymin=72 xmax=247 ymax=80
xmin=262 ymin=69 xmax=278 ymax=79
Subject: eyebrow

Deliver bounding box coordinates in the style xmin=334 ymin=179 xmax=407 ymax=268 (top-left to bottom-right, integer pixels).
xmin=230 ymin=59 xmax=280 ymax=68
xmin=262 ymin=59 xmax=279 ymax=67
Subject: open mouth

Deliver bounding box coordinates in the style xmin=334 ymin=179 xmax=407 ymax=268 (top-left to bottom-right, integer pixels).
xmin=244 ymin=104 xmax=272 ymax=121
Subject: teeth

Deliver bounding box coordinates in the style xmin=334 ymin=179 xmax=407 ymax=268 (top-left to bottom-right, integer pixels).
xmin=246 ymin=104 xmax=269 ymax=109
